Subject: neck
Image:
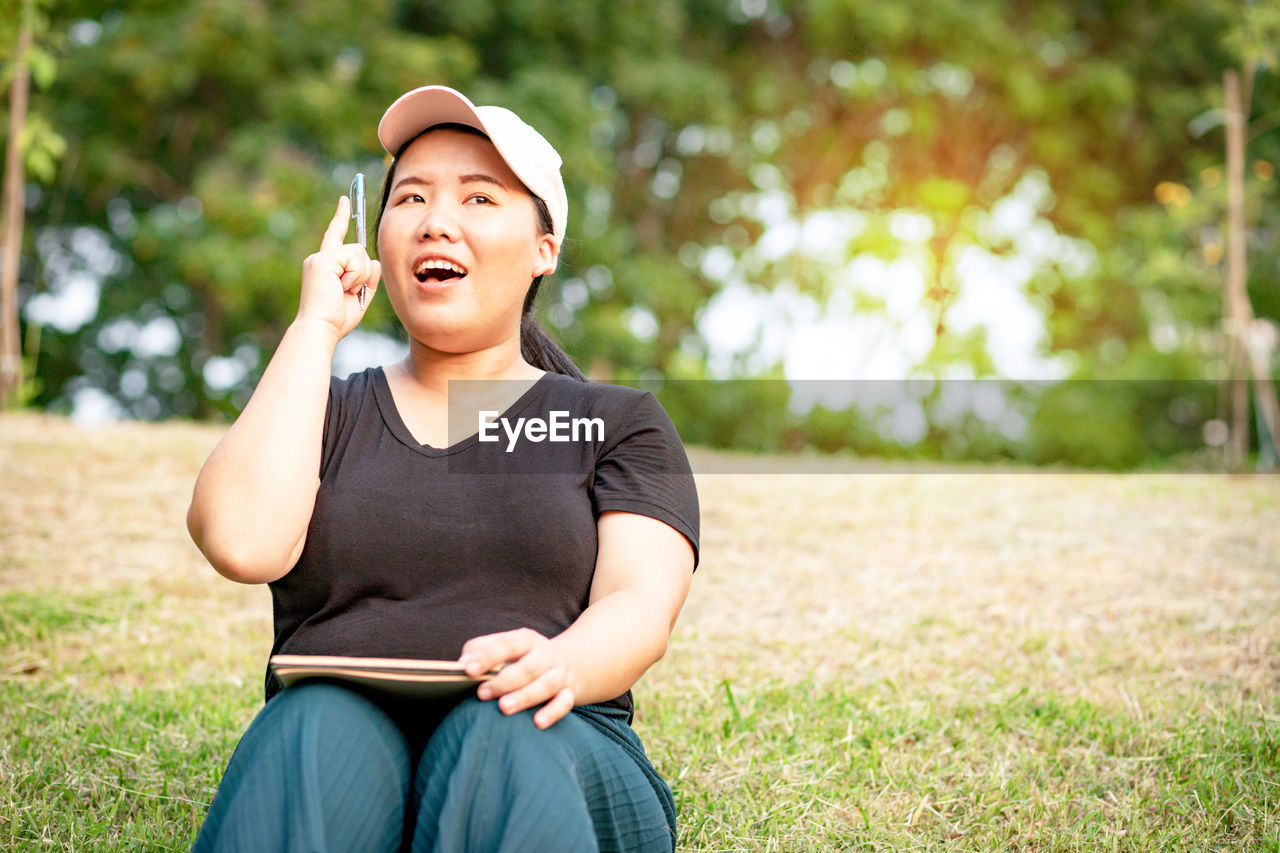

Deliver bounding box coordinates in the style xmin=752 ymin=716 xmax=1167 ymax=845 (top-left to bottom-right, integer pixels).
xmin=395 ymin=336 xmax=543 ymax=396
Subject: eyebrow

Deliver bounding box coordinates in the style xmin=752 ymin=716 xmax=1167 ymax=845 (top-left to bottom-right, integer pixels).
xmin=391 ymin=172 xmax=510 ymax=192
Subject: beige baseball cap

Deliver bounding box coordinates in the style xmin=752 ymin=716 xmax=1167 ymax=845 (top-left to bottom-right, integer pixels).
xmin=378 ymin=85 xmax=568 ymax=246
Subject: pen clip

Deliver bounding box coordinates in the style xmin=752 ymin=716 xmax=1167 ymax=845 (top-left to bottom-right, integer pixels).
xmin=349 ymin=173 xmax=366 ymax=249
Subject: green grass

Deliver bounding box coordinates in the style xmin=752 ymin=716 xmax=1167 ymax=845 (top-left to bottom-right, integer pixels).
xmin=639 ymin=678 xmax=1280 ymax=850
xmin=0 ymin=589 xmax=128 ymax=648
xmin=0 ymin=581 xmax=255 ymax=850
xmin=7 ymin=661 xmax=1275 ymax=850
xmin=2 ymin=412 xmax=1279 ymax=850
xmin=4 ymin=680 xmax=251 ymax=851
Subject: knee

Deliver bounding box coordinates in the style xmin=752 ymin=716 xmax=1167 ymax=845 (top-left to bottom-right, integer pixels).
xmin=425 ymin=697 xmax=554 ymax=766
xmin=265 ymin=681 xmax=390 ymax=733
xmin=253 ymin=682 xmax=410 ymax=772
xmin=436 ymin=697 xmax=542 ymax=742
xmin=197 ymin=684 xmax=412 ymax=853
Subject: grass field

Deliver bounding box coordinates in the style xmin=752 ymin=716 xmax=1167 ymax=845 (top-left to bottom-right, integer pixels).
xmin=2 ymin=411 xmax=1278 ymax=850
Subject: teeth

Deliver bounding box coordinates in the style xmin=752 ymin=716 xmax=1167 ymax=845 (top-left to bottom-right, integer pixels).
xmin=415 ymin=259 xmax=467 ymax=276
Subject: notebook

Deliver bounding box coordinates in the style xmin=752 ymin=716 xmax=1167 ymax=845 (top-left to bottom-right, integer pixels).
xmin=269 ymin=654 xmax=496 ymax=700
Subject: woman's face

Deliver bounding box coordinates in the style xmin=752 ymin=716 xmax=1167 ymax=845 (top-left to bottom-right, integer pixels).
xmin=376 ymin=128 xmax=558 ymax=355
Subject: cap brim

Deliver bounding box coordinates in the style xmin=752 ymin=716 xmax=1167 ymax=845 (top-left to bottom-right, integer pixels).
xmin=378 ymin=86 xmax=485 ymax=156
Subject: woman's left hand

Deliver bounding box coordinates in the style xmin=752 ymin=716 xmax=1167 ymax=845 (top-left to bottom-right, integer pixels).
xmin=459 ymin=629 xmax=577 ymax=729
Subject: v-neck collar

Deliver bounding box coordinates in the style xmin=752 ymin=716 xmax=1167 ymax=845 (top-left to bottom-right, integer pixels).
xmin=371 ymin=366 xmax=553 ymax=457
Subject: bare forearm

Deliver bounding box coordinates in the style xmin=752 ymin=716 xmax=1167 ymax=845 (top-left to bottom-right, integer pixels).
xmin=550 ymin=587 xmax=678 ymax=706
xmin=187 ymin=317 xmax=339 ymax=583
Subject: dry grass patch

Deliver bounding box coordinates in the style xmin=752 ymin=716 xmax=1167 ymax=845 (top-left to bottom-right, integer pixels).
xmin=2 ymin=412 xmax=1278 ymax=850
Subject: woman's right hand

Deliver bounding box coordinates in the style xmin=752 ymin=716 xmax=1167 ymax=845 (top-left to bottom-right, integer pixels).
xmin=296 ymin=196 xmax=382 ymax=340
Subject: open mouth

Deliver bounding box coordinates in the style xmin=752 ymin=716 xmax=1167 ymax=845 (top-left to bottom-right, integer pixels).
xmin=414 ymin=258 xmax=468 ymax=284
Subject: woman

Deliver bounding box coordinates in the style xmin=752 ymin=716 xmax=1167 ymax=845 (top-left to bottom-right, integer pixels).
xmin=186 ymin=85 xmax=699 ymax=852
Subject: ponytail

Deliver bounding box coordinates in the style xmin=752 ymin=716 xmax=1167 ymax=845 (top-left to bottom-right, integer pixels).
xmin=522 ymin=195 xmax=586 ymax=380
xmin=521 ymin=276 xmax=585 ymax=380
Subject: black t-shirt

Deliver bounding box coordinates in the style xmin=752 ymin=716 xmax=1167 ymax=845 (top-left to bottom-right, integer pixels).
xmin=265 ymin=367 xmax=700 ymax=718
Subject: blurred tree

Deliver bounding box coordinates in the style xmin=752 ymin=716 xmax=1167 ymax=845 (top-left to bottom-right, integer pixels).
xmin=23 ymin=0 xmax=479 ymax=419
xmin=1 ymin=0 xmax=61 ymax=407
xmin=20 ymin=0 xmax=742 ymax=419
xmin=9 ymin=0 xmax=1277 ymax=467
xmin=1219 ymin=5 xmax=1280 ymax=465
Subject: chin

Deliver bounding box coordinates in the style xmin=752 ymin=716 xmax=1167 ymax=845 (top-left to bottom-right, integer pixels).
xmin=404 ymin=323 xmax=509 ymax=357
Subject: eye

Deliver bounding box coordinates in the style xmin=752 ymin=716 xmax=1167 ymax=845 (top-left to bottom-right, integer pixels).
xmin=465 ymin=194 xmax=495 ymax=206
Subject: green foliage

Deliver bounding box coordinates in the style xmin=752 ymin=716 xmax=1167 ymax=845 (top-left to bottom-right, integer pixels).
xmin=1024 ymin=381 xmax=1199 ymax=469
xmin=11 ymin=0 xmax=1280 ymax=465
xmin=0 ymin=0 xmax=66 ymax=183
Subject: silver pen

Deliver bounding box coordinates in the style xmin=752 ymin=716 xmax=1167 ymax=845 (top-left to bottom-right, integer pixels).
xmin=350 ymin=172 xmax=368 ymax=308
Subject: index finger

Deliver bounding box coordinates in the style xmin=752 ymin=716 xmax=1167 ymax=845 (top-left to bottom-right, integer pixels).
xmin=459 ymin=629 xmax=537 ymax=676
xmin=319 ymin=195 xmax=351 ymax=252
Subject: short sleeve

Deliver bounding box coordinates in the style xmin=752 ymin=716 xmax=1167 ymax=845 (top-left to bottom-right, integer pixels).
xmin=592 ymin=390 xmax=700 ymax=568
xmin=318 ymin=370 xmax=373 ymax=481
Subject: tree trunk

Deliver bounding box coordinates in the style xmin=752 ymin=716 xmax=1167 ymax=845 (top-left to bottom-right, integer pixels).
xmin=1222 ymin=68 xmax=1280 ymax=468
xmin=1223 ymin=70 xmax=1250 ymax=464
xmin=0 ymin=19 xmax=33 ymax=408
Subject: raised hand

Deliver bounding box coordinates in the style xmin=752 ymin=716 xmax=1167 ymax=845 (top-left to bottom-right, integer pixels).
xmin=296 ymin=195 xmax=382 ymax=340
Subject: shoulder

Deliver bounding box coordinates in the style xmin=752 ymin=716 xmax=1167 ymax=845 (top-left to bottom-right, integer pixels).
xmin=320 ymin=367 xmax=383 ymax=458
xmin=535 ymin=373 xmax=669 ymax=421
xmin=331 ymin=365 xmax=381 ymax=395
xmin=326 ymin=366 xmax=384 ymax=412
xmin=532 ymin=374 xmax=685 ymax=454
xmin=567 ymin=376 xmax=700 ymax=563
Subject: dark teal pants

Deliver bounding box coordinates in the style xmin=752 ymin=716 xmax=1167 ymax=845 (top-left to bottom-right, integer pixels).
xmin=191 ymin=682 xmax=676 ymax=853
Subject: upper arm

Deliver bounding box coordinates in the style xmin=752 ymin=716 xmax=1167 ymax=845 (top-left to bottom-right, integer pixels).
xmin=589 ymin=510 xmax=695 ymax=630
xmin=585 ymin=387 xmax=699 ymax=631
xmin=185 ymin=368 xmax=343 ymax=585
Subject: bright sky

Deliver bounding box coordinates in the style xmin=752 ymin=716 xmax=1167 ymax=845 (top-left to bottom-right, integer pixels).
xmin=698 ymin=169 xmax=1092 ymax=383
xmin=691 ymin=170 xmax=1096 ymax=442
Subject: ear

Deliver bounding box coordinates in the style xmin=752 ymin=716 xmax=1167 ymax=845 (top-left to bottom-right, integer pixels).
xmin=532 ymin=233 xmax=559 ymax=278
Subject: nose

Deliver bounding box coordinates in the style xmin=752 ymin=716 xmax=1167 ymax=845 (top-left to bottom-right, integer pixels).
xmin=417 ymin=197 xmax=459 ymax=242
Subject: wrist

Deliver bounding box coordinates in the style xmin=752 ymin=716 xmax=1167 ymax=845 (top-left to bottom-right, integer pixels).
xmin=287 ymin=314 xmax=344 ymax=351
xmin=545 ymin=635 xmax=586 ymax=696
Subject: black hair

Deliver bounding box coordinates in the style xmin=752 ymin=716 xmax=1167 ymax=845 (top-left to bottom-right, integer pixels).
xmin=376 ymin=123 xmax=585 ymax=381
